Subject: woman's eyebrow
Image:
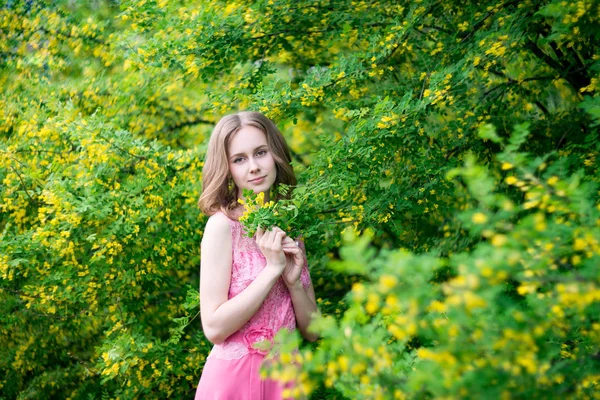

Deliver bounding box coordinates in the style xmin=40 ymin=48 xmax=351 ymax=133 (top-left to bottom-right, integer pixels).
xmin=229 ymin=145 xmax=268 ymax=158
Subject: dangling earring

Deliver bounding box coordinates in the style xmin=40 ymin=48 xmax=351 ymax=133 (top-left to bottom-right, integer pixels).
xmin=227 ymin=178 xmax=236 ymax=209
xmin=228 ymin=177 xmax=237 ymax=200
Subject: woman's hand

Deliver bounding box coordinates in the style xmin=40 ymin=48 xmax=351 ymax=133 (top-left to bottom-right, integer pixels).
xmin=255 ymin=226 xmax=287 ymax=275
xmin=281 ymin=237 xmax=304 ymax=288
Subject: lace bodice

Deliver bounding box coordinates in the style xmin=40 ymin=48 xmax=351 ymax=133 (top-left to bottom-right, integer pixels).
xmin=207 ymin=213 xmax=311 ymax=360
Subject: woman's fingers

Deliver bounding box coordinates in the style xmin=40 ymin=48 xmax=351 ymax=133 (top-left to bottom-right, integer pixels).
xmin=264 ymin=227 xmax=284 ymax=246
xmin=293 ymin=249 xmax=304 ymax=264
xmin=281 ymin=236 xmax=297 ymax=249
xmin=271 ymin=227 xmax=285 ymax=245
xmin=265 ymin=230 xmax=284 ymax=248
xmin=257 ymin=227 xmax=290 ymax=255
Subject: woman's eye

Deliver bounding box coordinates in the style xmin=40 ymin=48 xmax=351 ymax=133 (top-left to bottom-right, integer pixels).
xmin=256 ymin=150 xmax=266 ymax=156
xmin=233 ymin=157 xmax=244 ymax=163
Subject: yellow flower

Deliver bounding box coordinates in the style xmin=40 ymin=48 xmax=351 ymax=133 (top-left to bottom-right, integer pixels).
xmin=365 ymin=293 xmax=380 ymax=314
xmin=379 ymin=274 xmax=398 ymax=291
xmin=505 ymin=176 xmax=517 ymax=185
xmin=352 ymin=283 xmax=366 ymax=301
xmin=255 ymin=191 xmax=265 ymax=206
xmin=337 ymin=355 xmax=349 ymax=372
xmin=491 ymin=234 xmax=508 ymax=247
xmin=428 ymin=300 xmax=447 ymax=313
xmin=573 ymin=238 xmax=586 ymax=251
xmin=472 ymin=212 xmax=488 ymax=224
xmin=280 ymin=352 xmax=292 ymax=364
xmin=350 ymin=362 xmax=366 ymax=375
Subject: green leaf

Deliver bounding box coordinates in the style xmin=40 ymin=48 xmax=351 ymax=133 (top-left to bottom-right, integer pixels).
xmin=477 ymin=123 xmax=502 ymax=144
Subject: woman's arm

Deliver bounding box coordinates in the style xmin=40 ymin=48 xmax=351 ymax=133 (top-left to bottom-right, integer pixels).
xmin=200 ymin=214 xmax=285 ymax=344
xmin=287 ymin=280 xmax=319 ymax=342
xmin=281 ymin=238 xmax=320 ymax=342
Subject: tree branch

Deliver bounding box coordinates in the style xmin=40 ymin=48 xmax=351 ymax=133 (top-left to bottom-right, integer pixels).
xmin=459 ymin=0 xmax=521 ymax=43
xmin=161 ymin=117 xmax=214 ymax=135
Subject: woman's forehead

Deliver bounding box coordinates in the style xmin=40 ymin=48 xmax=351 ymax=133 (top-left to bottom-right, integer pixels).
xmin=228 ymin=126 xmax=268 ymax=154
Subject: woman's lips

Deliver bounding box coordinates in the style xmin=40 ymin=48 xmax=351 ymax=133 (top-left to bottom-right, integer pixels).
xmin=248 ymin=176 xmax=266 ymax=184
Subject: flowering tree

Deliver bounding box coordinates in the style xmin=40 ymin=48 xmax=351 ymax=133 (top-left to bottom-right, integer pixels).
xmin=1 ymin=0 xmax=599 ymax=398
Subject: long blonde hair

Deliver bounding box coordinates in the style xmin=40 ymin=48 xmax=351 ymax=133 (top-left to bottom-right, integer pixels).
xmin=198 ymin=111 xmax=297 ymax=218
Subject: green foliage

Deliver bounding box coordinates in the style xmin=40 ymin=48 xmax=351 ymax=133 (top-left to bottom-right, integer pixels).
xmin=238 ymin=185 xmax=325 ymax=240
xmin=1 ymin=112 xmax=211 ymax=397
xmin=1 ymin=0 xmax=599 ymax=398
xmin=267 ymin=126 xmax=600 ymax=399
xmin=238 ymin=186 xmax=299 ymax=237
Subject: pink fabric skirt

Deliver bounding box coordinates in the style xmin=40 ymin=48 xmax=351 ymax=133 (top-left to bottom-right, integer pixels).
xmin=195 ymin=352 xmax=290 ymax=400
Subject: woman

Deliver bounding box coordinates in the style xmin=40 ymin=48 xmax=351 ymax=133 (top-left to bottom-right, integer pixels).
xmin=195 ymin=111 xmax=319 ymax=399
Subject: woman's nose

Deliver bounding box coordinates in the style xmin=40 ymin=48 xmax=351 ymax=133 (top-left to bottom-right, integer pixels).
xmin=248 ymin=157 xmax=260 ymax=172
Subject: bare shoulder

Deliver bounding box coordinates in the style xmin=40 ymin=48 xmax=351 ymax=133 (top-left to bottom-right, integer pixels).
xmin=202 ymin=212 xmax=231 ymax=244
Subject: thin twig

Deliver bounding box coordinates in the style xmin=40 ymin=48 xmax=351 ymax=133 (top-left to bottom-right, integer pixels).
xmin=459 ymin=0 xmax=521 ymax=43
xmin=8 ymin=165 xmax=37 ymax=204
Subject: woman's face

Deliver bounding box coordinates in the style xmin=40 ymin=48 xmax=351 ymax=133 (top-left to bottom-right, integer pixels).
xmin=228 ymin=125 xmax=277 ymax=200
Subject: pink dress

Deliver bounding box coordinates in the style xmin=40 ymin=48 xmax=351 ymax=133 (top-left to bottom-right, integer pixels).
xmin=195 ymin=212 xmax=312 ymax=400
